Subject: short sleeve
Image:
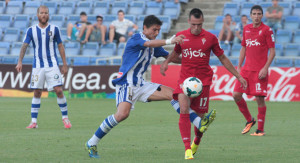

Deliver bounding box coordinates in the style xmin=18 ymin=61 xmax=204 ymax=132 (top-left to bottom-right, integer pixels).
xmin=154 ymin=47 xmax=169 ymax=58
xmin=54 ymin=26 xmax=62 ymax=44
xmin=127 ymin=19 xmax=134 ymax=27
xmin=241 ymin=27 xmax=246 ymax=46
xmin=211 ymin=35 xmax=224 ymax=57
xmin=265 ymin=27 xmax=275 ymax=48
xmin=23 ymin=27 xmax=32 ymax=44
xmin=128 ymin=33 xmax=148 ymax=49
xmin=174 ymin=33 xmax=182 ymax=54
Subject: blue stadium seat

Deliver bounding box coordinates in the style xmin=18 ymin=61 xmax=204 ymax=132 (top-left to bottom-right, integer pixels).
xmin=240 ymin=2 xmax=256 ymax=16
xmin=220 ymin=43 xmax=230 ymax=56
xmin=112 ymin=58 xmax=122 ymax=65
xmin=111 ymin=1 xmax=128 ymax=15
xmin=2 ymin=56 xmax=18 ymax=64
xmin=274 ymin=58 xmax=293 ymax=67
xmin=283 ymin=16 xmax=299 ymax=31
xmin=92 ymin=1 xmax=110 ymax=15
xmin=0 ymin=1 xmax=5 ymax=14
xmin=23 ymin=1 xmax=41 ymax=15
xmin=209 ymin=57 xmax=221 ymax=66
xmin=292 ymin=2 xmax=300 ymax=17
xmin=22 ymin=57 xmax=33 ymax=65
xmin=117 ymin=42 xmax=126 ymax=56
xmin=230 ymin=58 xmax=239 ymax=66
xmin=278 ymin=2 xmax=292 ymax=16
xmin=103 ymin=15 xmax=117 ymax=28
xmin=12 ymin=15 xmax=30 ymax=31
xmin=275 ymin=44 xmax=283 ymax=56
xmin=99 ymin=43 xmax=117 ymax=57
xmin=0 ymin=42 xmax=11 ymax=55
xmin=231 ymin=44 xmax=242 ymax=57
xmin=284 ymin=43 xmax=300 ymax=57
xmin=208 ymin=29 xmax=220 ymax=38
xmin=31 ymin=16 xmax=39 ymax=26
xmin=3 ymin=28 xmax=20 ymax=42
xmin=5 ymin=1 xmax=22 ymax=15
xmin=66 ymin=15 xmax=80 ymax=26
xmin=214 ymin=16 xmax=224 ymax=30
xmin=125 ymin=15 xmax=136 ymax=24
xmin=259 ymin=2 xmax=272 ymax=15
xmin=145 ymin=1 xmax=162 ymax=16
xmin=128 ymin=1 xmax=145 ymax=15
xmin=57 ymin=1 xmax=75 ymax=15
xmin=276 ymin=30 xmax=292 ymax=44
xmin=162 ymin=1 xmax=181 ymax=20
xmin=75 ymin=1 xmax=92 ymax=15
xmin=295 ymin=59 xmax=300 ymax=67
xmin=42 ymin=1 xmax=58 ymax=15
xmin=293 ymin=30 xmax=300 ymax=43
xmin=0 ymin=15 xmax=13 ymax=29
xmin=73 ymin=57 xmax=90 ymax=66
xmin=137 ymin=15 xmax=146 ymax=31
xmin=90 ymin=57 xmax=107 ymax=65
xmin=223 ymin=3 xmax=239 ymax=16
xmin=64 ymin=42 xmax=80 ymax=56
xmin=60 ymin=28 xmax=67 ymax=42
xmin=82 ymin=42 xmax=99 ymax=56
xmin=87 ymin=14 xmax=97 ymax=24
xmin=50 ymin=15 xmax=65 ymax=28
xmin=10 ymin=42 xmax=23 ymax=56
xmin=157 ymin=16 xmax=171 ymax=34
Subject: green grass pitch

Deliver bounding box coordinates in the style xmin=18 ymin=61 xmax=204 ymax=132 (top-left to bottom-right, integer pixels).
xmin=0 ymin=97 xmax=299 ymax=163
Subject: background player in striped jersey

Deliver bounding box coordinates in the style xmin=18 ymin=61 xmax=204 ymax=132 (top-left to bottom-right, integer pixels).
xmin=233 ymin=5 xmax=275 ymax=136
xmin=15 ymin=5 xmax=72 ymax=129
xmin=161 ymin=8 xmax=247 ymax=159
xmin=85 ymin=15 xmax=187 ymax=159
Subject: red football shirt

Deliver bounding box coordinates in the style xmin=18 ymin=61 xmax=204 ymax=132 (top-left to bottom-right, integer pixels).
xmin=241 ymin=22 xmax=275 ymax=71
xmin=174 ymin=29 xmax=224 ymax=86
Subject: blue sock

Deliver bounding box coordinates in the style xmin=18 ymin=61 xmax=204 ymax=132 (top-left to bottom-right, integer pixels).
xmin=57 ymin=96 xmax=68 ymax=119
xmin=88 ymin=114 xmax=118 ymax=146
xmin=171 ymin=99 xmax=202 ymax=129
xmin=31 ymin=97 xmax=41 ymax=123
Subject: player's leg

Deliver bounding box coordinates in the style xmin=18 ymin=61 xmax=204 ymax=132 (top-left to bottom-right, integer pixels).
xmin=27 ymin=89 xmax=42 ymax=129
xmin=251 ymin=96 xmax=266 ymax=136
xmin=109 ymin=25 xmax=115 ymax=43
xmin=53 ymin=86 xmax=71 ymax=129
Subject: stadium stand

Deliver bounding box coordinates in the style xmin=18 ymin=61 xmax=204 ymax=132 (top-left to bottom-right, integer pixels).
xmin=0 ymin=15 xmax=13 ymax=29
xmin=117 ymin=42 xmax=126 ymax=56
xmin=284 ymin=16 xmax=300 ymax=31
xmin=276 ymin=29 xmax=292 ymax=45
xmin=50 ymin=15 xmax=66 ymax=28
xmin=223 ymin=3 xmax=239 ymax=16
xmin=64 ymin=42 xmax=81 ymax=56
xmin=92 ymin=1 xmax=110 ymax=15
xmin=42 ymin=1 xmax=59 ymax=15
xmin=293 ymin=30 xmax=300 ymax=43
xmin=23 ymin=1 xmax=41 ymax=16
xmin=75 ymin=1 xmax=92 ymax=15
xmin=5 ymin=1 xmax=23 ymax=15
xmin=274 ymin=58 xmax=294 ymax=67
xmin=73 ymin=57 xmax=90 ymax=66
xmin=145 ymin=1 xmax=162 ymax=16
xmin=230 ymin=44 xmax=242 ymax=57
xmin=0 ymin=42 xmax=11 ymax=55
xmin=99 ymin=43 xmax=117 ymax=57
xmin=2 ymin=56 xmax=18 ymax=64
xmin=0 ymin=1 xmax=5 ymax=14
xmin=284 ymin=43 xmax=300 ymax=57
xmin=3 ymin=28 xmax=20 ymax=42
xmin=128 ymin=1 xmax=145 ymax=15
xmin=162 ymin=1 xmax=181 ymax=20
xmin=293 ymin=2 xmax=300 ymax=17
xmin=10 ymin=42 xmax=23 ymax=56
xmin=12 ymin=15 xmax=31 ymax=31
xmin=57 ymin=1 xmax=75 ymax=15
xmin=110 ymin=1 xmax=128 ymax=15
xmin=82 ymin=42 xmax=99 ymax=56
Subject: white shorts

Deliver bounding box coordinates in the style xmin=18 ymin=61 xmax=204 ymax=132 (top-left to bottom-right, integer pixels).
xmin=115 ymin=82 xmax=161 ymax=109
xmin=30 ymin=66 xmax=63 ymax=91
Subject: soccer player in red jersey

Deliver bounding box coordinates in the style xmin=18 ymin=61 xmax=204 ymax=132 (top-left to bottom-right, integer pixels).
xmin=233 ymin=5 xmax=275 ymax=136
xmin=161 ymin=8 xmax=247 ymax=159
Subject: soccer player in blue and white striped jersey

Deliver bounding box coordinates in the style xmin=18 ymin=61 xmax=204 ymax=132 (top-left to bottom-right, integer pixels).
xmin=15 ymin=5 xmax=72 ymax=129
xmin=85 ymin=15 xmax=187 ymax=158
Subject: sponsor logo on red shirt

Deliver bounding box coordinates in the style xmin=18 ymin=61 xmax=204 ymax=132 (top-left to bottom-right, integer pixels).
xmin=182 ymin=48 xmax=206 ymax=59
xmin=246 ymin=39 xmax=261 ymax=47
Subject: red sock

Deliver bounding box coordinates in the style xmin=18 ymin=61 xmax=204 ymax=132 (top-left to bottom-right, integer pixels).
xmin=257 ymin=106 xmax=266 ymax=132
xmin=236 ymin=98 xmax=252 ymax=122
xmin=179 ymin=114 xmax=191 ymax=150
xmin=193 ymin=126 xmax=203 ymax=145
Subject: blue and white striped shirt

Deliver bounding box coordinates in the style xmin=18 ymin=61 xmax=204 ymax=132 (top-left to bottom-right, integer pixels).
xmin=112 ymin=32 xmax=169 ymax=87
xmin=23 ymin=24 xmax=62 ymax=68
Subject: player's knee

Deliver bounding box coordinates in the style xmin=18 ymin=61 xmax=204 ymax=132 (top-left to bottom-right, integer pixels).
xmin=34 ymin=90 xmax=42 ymax=98
xmin=119 ymin=37 xmax=126 ymax=42
xmin=232 ymin=92 xmax=242 ymax=101
xmin=54 ymin=87 xmax=64 ymax=98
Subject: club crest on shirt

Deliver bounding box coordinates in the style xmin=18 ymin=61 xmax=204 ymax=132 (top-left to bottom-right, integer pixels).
xmin=54 ymin=74 xmax=59 ymax=79
xmin=202 ymin=38 xmax=206 ymax=45
xmin=48 ymin=31 xmax=52 ymax=36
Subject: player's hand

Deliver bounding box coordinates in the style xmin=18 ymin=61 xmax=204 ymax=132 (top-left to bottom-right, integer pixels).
xmin=160 ymin=61 xmax=168 ymax=76
xmin=15 ymin=62 xmax=22 ymax=73
xmin=61 ymin=64 xmax=68 ymax=77
xmin=171 ymin=34 xmax=185 ymax=45
xmin=258 ymin=67 xmax=268 ymax=79
xmin=238 ymin=76 xmax=247 ymax=90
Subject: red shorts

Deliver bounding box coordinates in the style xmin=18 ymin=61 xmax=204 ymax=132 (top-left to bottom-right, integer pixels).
xmin=173 ymin=85 xmax=210 ymax=114
xmin=234 ymin=69 xmax=268 ymax=97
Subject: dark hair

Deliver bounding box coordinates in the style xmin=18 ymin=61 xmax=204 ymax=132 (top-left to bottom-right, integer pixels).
xmin=189 ymin=8 xmax=203 ymax=19
xmin=241 ymin=14 xmax=248 ymax=18
xmin=96 ymin=15 xmax=103 ymax=19
xmin=143 ymin=15 xmax=162 ymax=29
xmin=225 ymin=13 xmax=232 ymax=17
xmin=118 ymin=10 xmax=124 ymax=14
xmin=37 ymin=5 xmax=49 ymax=14
xmin=80 ymin=11 xmax=87 ymax=16
xmin=250 ymin=5 xmax=263 ymax=15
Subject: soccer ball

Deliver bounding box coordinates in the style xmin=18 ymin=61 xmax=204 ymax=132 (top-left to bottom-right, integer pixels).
xmin=182 ymin=77 xmax=203 ymax=98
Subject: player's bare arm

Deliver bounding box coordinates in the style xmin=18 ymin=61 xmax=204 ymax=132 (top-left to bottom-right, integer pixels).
xmin=15 ymin=43 xmax=29 ymax=73
xmin=160 ymin=50 xmax=181 ymax=76
xmin=237 ymin=46 xmax=246 ymax=73
xmin=218 ymin=54 xmax=247 ymax=90
xmin=143 ymin=34 xmax=185 ymax=48
xmin=57 ymin=43 xmax=68 ymax=76
xmin=259 ymin=47 xmax=275 ymax=79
